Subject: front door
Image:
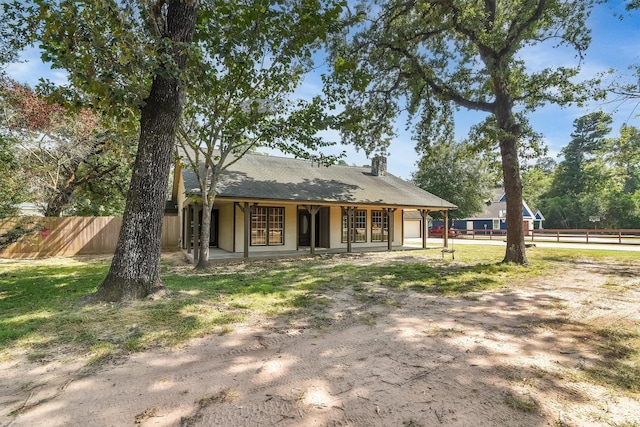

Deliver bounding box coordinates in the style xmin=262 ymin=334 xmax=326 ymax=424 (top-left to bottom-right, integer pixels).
xmin=298 ymin=211 xmax=320 ymax=247
xmin=298 ymin=211 xmax=311 ymax=247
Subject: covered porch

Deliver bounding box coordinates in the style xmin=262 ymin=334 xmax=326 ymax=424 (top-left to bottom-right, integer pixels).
xmin=180 ymin=200 xmax=455 ymax=262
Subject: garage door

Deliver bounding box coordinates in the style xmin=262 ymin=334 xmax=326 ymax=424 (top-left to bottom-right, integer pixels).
xmin=404 ymin=219 xmax=421 ymax=238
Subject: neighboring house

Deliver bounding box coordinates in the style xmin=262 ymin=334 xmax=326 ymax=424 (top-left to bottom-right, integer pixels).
xmin=169 ymin=154 xmax=457 ymax=258
xmin=446 ymin=189 xmax=542 ymax=234
xmin=533 ymin=210 xmax=545 ymax=230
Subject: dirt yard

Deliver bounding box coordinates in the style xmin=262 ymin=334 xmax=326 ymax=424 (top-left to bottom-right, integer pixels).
xmin=1 ymin=252 xmax=640 ymax=427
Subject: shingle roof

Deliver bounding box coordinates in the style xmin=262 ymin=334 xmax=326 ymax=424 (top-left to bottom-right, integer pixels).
xmin=466 ymin=188 xmax=535 ymax=220
xmin=181 ymin=153 xmax=456 ymax=209
xmin=403 ymin=210 xmax=432 ymax=220
xmin=468 ymin=200 xmax=507 ymax=220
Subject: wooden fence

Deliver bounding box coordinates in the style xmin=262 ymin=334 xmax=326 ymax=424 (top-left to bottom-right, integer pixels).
xmin=0 ymin=216 xmax=181 ymax=258
xmin=455 ymin=228 xmax=640 ymax=245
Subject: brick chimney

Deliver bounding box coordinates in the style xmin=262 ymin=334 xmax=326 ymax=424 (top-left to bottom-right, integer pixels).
xmin=371 ymin=156 xmax=387 ymax=176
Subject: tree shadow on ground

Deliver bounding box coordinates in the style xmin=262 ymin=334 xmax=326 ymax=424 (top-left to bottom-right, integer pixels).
xmin=2 ymin=252 xmax=639 ymax=426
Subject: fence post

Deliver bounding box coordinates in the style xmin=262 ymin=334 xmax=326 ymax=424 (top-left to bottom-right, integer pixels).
xmin=586 ymin=230 xmax=589 ymax=244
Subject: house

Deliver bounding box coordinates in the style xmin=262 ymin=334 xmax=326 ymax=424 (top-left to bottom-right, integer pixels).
xmin=169 ymin=154 xmax=457 ymax=259
xmin=446 ymin=189 xmax=542 ymax=234
xmin=533 ymin=210 xmax=545 ymax=230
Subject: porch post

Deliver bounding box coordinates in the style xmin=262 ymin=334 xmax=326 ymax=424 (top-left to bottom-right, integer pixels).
xmin=243 ymin=202 xmax=250 ymax=258
xmin=419 ymin=209 xmax=429 ymax=249
xmin=235 ymin=202 xmax=258 ymax=259
xmin=442 ymin=209 xmax=449 ymax=248
xmin=387 ymin=208 xmax=397 ymax=251
xmin=233 ymin=202 xmax=239 ymax=253
xmin=342 ymin=206 xmax=354 ymax=253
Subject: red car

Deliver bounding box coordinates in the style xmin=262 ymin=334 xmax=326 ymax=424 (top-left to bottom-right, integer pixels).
xmin=429 ymin=225 xmax=459 ymax=237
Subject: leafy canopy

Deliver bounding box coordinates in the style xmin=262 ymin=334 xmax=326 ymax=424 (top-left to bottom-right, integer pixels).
xmin=328 ymin=0 xmax=600 ymax=155
xmin=412 ymin=142 xmax=494 ymax=219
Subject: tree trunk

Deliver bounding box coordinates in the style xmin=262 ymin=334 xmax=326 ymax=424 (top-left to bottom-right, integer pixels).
xmin=195 ymin=169 xmax=222 ymax=270
xmin=92 ymin=0 xmax=198 ymax=302
xmin=496 ymin=105 xmax=528 ymax=265
xmin=196 ymin=198 xmax=212 ymax=270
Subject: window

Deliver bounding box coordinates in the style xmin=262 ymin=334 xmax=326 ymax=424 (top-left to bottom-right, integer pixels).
xmin=371 ymin=210 xmax=388 ymax=242
xmin=251 ymin=207 xmax=284 ymax=246
xmin=492 ymin=219 xmax=500 ymax=229
xmin=268 ymin=208 xmax=284 ymax=245
xmin=342 ymin=209 xmax=367 ymax=243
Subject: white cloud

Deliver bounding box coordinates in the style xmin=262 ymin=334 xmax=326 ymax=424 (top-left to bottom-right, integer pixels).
xmin=5 ymin=46 xmax=69 ymax=87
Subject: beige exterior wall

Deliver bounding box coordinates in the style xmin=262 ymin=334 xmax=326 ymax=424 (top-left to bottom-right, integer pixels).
xmin=328 ymin=206 xmax=403 ymax=250
xmin=217 ymin=201 xmax=235 ymax=252
xmin=175 ymin=166 xmax=412 ymax=254
xmin=231 ymin=202 xmax=299 ymax=253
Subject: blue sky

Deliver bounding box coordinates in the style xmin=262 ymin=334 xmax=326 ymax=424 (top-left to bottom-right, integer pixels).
xmin=4 ymin=1 xmax=640 ymax=179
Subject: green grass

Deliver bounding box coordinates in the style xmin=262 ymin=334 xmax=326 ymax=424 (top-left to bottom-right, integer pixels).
xmin=1 ymin=244 xmax=638 ymax=393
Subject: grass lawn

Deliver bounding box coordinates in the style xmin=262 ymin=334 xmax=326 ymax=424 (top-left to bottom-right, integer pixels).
xmin=1 ymin=245 xmax=638 ymax=393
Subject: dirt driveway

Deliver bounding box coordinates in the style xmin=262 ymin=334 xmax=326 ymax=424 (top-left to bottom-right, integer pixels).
xmin=2 ymin=252 xmax=639 ymax=426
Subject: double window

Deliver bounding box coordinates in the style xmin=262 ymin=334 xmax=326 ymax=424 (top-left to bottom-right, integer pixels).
xmin=251 ymin=207 xmax=284 ymax=246
xmin=342 ymin=209 xmax=367 ymax=243
xmin=371 ymin=210 xmax=388 ymax=242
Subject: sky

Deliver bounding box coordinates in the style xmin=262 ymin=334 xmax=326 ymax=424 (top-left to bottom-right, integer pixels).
xmin=4 ymin=1 xmax=640 ymax=180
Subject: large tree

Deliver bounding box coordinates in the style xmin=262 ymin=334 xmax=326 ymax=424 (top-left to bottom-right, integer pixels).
xmin=550 ymin=111 xmax=613 ymax=197
xmin=329 ymin=0 xmax=601 ymax=264
xmin=5 ymin=0 xmax=199 ymax=300
xmin=538 ymin=117 xmax=640 ymax=229
xmin=179 ymin=0 xmax=344 ymax=269
xmin=0 ymin=24 xmax=26 ymax=217
xmin=95 ymin=1 xmax=198 ymax=301
xmin=1 ymin=78 xmax=132 ymax=216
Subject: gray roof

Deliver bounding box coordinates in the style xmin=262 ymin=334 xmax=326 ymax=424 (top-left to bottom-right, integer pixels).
xmin=403 ymin=210 xmax=432 ymax=220
xmin=466 ymin=188 xmax=536 ymax=220
xmin=182 ymin=153 xmax=456 ymax=209
xmin=467 ymin=200 xmax=507 ymax=220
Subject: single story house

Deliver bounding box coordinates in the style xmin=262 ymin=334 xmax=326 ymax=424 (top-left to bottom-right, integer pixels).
xmin=444 ymin=189 xmax=542 ymax=234
xmin=169 ymin=153 xmax=457 ymax=259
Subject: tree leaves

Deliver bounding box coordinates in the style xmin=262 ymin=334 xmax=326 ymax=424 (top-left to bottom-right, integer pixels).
xmin=412 ymin=141 xmax=494 ymax=219
xmin=327 ymin=0 xmax=604 ymax=264
xmin=1 ymin=78 xmax=133 ymax=216
xmin=539 ymin=113 xmax=640 ymax=229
